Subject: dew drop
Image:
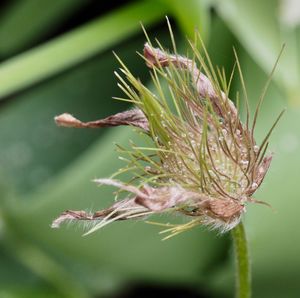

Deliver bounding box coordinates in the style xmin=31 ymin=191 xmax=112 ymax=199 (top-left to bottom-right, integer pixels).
xmin=259 ymin=167 xmax=264 ymax=173
xmin=240 ymin=160 xmax=249 ymax=166
xmin=251 ymin=182 xmax=258 ymax=188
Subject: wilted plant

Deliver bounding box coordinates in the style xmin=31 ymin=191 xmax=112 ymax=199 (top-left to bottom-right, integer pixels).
xmin=52 ymin=22 xmax=283 ymax=298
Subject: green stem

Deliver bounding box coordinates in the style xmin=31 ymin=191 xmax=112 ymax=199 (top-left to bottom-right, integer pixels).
xmin=231 ymin=222 xmax=251 ymax=298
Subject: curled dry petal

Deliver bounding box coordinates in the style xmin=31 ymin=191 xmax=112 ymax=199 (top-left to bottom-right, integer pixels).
xmin=93 ymin=178 xmax=149 ymax=200
xmin=246 ymin=155 xmax=273 ymax=196
xmin=51 ymin=210 xmax=88 ymax=228
xmin=254 ymin=155 xmax=273 ymax=187
xmin=55 ymin=108 xmax=149 ymax=131
xmin=143 ymin=43 xmax=239 ymax=122
xmin=253 ymin=155 xmax=273 ymax=188
xmin=52 ymin=179 xmax=212 ymax=228
xmin=204 ymin=199 xmax=245 ymax=221
xmin=52 ymin=179 xmax=245 ymax=231
xmin=55 ymin=113 xmax=83 ymax=128
xmin=94 ymin=178 xmax=203 ymax=211
xmin=144 ymin=43 xmax=216 ymax=99
xmin=52 ymin=198 xmax=147 ymax=228
xmin=135 ymin=184 xmax=204 ymax=211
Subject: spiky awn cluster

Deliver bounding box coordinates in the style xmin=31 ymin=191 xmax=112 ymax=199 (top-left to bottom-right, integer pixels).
xmin=52 ymin=31 xmax=283 ymax=237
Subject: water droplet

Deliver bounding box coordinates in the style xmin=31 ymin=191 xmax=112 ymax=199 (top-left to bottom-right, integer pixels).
xmin=251 ymin=182 xmax=258 ymax=188
xmin=240 ymin=160 xmax=249 ymax=166
xmin=222 ymin=129 xmax=227 ymax=135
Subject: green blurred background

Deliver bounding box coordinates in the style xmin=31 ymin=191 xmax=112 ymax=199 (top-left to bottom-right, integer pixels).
xmin=0 ymin=0 xmax=299 ymax=297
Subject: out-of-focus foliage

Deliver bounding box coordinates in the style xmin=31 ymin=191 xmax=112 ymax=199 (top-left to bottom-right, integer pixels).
xmin=0 ymin=0 xmax=299 ymax=297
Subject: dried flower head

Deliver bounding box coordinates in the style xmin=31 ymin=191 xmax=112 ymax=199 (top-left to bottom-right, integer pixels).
xmin=52 ymin=25 xmax=283 ymax=238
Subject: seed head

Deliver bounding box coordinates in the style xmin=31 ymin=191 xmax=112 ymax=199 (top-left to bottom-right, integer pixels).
xmin=52 ymin=27 xmax=283 ymax=238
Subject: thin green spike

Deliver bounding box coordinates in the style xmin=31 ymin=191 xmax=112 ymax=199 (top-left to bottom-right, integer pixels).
xmin=251 ymin=44 xmax=285 ymax=138
xmin=233 ymin=48 xmax=250 ymax=129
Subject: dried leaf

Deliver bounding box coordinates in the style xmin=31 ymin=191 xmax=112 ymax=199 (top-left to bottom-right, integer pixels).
xmin=55 ymin=108 xmax=149 ymax=131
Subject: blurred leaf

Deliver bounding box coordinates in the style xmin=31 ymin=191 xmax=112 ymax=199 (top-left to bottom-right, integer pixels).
xmin=0 ymin=287 xmax=60 ymax=298
xmin=0 ymin=0 xmax=168 ymax=100
xmin=2 ymin=234 xmax=89 ymax=298
xmin=0 ymin=0 xmax=91 ymax=56
xmin=215 ymin=0 xmax=300 ymax=103
xmin=0 ymin=32 xmax=150 ymax=193
xmin=162 ymin=0 xmax=211 ymax=39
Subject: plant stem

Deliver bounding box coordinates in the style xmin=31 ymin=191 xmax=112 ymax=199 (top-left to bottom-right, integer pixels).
xmin=231 ymin=222 xmax=251 ymax=298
